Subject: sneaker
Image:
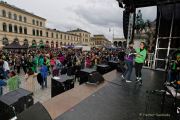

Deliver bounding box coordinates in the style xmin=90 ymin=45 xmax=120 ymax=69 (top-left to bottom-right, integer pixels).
xmin=135 ymin=78 xmax=140 ymax=83
xmin=137 ymin=79 xmax=142 ymax=86
xmin=126 ymin=80 xmax=132 ymax=83
xmin=121 ymin=75 xmax=125 ymax=79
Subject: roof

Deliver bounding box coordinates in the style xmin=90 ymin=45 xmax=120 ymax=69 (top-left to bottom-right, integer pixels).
xmin=0 ymin=1 xmax=46 ymax=20
xmin=46 ymin=28 xmax=80 ymax=37
xmin=67 ymin=28 xmax=90 ymax=34
xmin=94 ymin=35 xmax=105 ymax=37
xmin=4 ymin=41 xmax=28 ymax=49
xmin=118 ymin=0 xmax=180 ymax=8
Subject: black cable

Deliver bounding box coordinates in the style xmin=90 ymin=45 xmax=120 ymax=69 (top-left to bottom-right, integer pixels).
xmin=105 ymin=80 xmax=122 ymax=87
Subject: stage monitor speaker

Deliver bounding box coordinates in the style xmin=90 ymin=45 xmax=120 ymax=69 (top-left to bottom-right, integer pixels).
xmin=88 ymin=72 xmax=104 ymax=84
xmin=0 ymin=88 xmax=33 ymax=120
xmin=17 ymin=102 xmax=52 ymax=120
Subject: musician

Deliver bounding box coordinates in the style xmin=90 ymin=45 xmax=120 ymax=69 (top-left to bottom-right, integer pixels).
xmin=122 ymin=41 xmax=135 ymax=82
xmin=134 ymin=42 xmax=147 ymax=85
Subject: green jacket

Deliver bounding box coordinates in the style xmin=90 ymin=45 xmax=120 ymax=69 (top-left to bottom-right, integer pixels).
xmin=46 ymin=59 xmax=50 ymax=66
xmin=7 ymin=75 xmax=21 ymax=91
xmin=135 ymin=48 xmax=147 ymax=63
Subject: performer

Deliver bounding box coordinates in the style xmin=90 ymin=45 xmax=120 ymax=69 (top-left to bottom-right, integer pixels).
xmin=134 ymin=42 xmax=147 ymax=85
xmin=122 ymin=41 xmax=135 ymax=82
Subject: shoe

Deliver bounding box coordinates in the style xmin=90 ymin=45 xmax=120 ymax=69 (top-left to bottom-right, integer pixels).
xmin=126 ymin=80 xmax=132 ymax=83
xmin=121 ymin=75 xmax=125 ymax=79
xmin=139 ymin=80 xmax=142 ymax=86
xmin=135 ymin=78 xmax=139 ymax=83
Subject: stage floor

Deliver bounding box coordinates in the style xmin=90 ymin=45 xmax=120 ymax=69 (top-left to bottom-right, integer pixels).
xmin=55 ymin=69 xmax=178 ymax=120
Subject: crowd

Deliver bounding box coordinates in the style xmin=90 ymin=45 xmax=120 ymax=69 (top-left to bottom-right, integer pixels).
xmin=0 ymin=42 xmax=179 ymax=96
xmin=0 ymin=47 xmax=125 ymax=95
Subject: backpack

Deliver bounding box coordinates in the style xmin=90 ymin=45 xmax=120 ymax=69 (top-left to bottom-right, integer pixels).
xmin=56 ymin=60 xmax=62 ymax=69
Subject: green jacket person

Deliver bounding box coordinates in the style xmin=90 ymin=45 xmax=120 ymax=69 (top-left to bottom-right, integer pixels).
xmin=134 ymin=42 xmax=147 ymax=85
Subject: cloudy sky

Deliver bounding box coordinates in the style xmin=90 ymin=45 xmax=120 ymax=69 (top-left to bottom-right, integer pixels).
xmin=4 ymin=0 xmax=156 ymax=40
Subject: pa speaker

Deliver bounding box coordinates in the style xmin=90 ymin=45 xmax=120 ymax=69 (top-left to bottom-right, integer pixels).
xmin=88 ymin=72 xmax=105 ymax=84
xmin=123 ymin=10 xmax=130 ymax=39
xmin=17 ymin=102 xmax=52 ymax=120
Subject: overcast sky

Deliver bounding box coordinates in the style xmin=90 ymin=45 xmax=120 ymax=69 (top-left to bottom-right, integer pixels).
xmin=4 ymin=0 xmax=156 ymax=40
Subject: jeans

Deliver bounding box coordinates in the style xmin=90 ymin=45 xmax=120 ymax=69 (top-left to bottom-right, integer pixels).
xmin=42 ymin=77 xmax=47 ymax=88
xmin=22 ymin=66 xmax=27 ymax=74
xmin=16 ymin=66 xmax=21 ymax=74
xmin=123 ymin=61 xmax=133 ymax=80
xmin=0 ymin=87 xmax=2 ymax=96
xmin=135 ymin=62 xmax=143 ymax=78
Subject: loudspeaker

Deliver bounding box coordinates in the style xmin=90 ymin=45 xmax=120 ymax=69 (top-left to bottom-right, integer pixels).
xmin=123 ymin=10 xmax=130 ymax=39
xmin=17 ymin=102 xmax=52 ymax=120
xmin=88 ymin=72 xmax=104 ymax=84
xmin=51 ymin=75 xmax=74 ymax=97
xmin=51 ymin=77 xmax=65 ymax=98
xmin=96 ymin=65 xmax=110 ymax=75
xmin=0 ymin=88 xmax=33 ymax=120
xmin=79 ymin=69 xmax=97 ymax=85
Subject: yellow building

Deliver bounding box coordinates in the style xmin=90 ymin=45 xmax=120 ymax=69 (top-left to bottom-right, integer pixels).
xmin=67 ymin=28 xmax=91 ymax=46
xmin=91 ymin=35 xmax=112 ymax=48
xmin=0 ymin=1 xmax=85 ymax=48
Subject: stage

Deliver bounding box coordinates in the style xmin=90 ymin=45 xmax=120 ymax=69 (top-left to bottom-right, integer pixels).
xmin=42 ymin=69 xmax=178 ymax=120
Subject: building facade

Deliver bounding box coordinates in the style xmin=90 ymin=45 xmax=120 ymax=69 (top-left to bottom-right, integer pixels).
xmin=0 ymin=1 xmax=112 ymax=48
xmin=91 ymin=35 xmax=112 ymax=47
xmin=0 ymin=1 xmax=86 ymax=48
xmin=112 ymin=38 xmax=126 ymax=48
xmin=67 ymin=28 xmax=91 ymax=46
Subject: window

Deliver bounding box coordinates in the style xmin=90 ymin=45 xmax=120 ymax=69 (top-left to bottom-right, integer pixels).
xmin=14 ymin=38 xmax=19 ymax=43
xmin=2 ymin=38 xmax=9 ymax=46
xmin=19 ymin=15 xmax=22 ymax=21
xmin=14 ymin=14 xmax=17 ymax=20
xmin=24 ymin=27 xmax=27 ymax=34
xmin=36 ymin=30 xmax=39 ymax=36
xmin=24 ymin=17 xmax=27 ymax=23
xmin=56 ymin=34 xmax=58 ymax=39
xmin=46 ymin=32 xmax=49 ymax=37
xmin=19 ymin=26 xmax=23 ymax=34
xmin=51 ymin=41 xmax=54 ymax=48
xmin=40 ymin=40 xmax=43 ymax=45
xmin=51 ymin=33 xmax=54 ymax=38
xmin=2 ymin=10 xmax=6 ymax=17
xmin=60 ymin=34 xmax=62 ymax=39
xmin=40 ymin=30 xmax=43 ymax=36
xmin=14 ymin=25 xmax=18 ymax=33
xmin=64 ymin=35 xmax=66 ymax=39
xmin=32 ymin=40 xmax=36 ymax=45
xmin=3 ymin=23 xmax=7 ymax=32
xmin=32 ymin=19 xmax=35 ymax=25
xmin=36 ymin=21 xmax=39 ymax=26
xmin=9 ymin=24 xmax=12 ymax=32
xmin=40 ymin=22 xmax=42 ymax=27
xmin=32 ymin=29 xmax=36 ymax=36
xmin=24 ymin=39 xmax=28 ymax=46
xmin=8 ymin=12 xmax=12 ymax=19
